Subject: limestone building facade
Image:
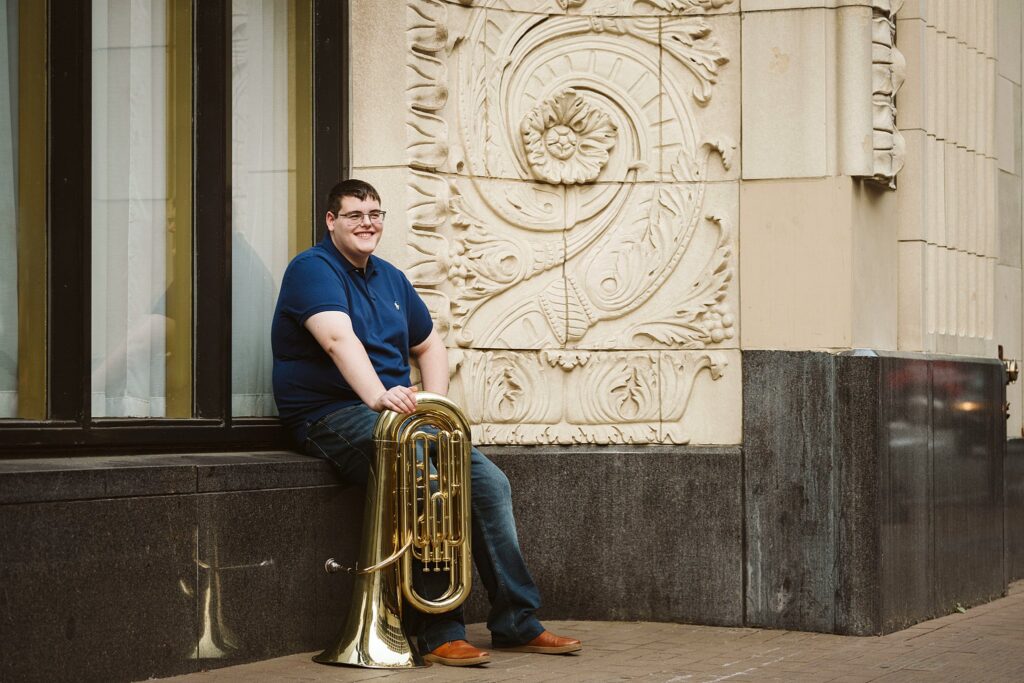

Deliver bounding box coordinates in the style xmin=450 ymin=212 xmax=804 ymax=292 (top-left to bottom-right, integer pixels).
xmin=349 ymin=0 xmax=1023 ymax=446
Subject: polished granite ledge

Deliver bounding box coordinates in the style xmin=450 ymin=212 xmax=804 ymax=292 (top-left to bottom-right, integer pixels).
xmin=0 ymin=451 xmax=339 ymax=505
xmin=0 ymin=446 xmax=741 ymax=506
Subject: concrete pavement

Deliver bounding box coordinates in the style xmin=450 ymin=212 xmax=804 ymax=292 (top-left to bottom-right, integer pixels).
xmin=161 ymin=581 xmax=1024 ymax=682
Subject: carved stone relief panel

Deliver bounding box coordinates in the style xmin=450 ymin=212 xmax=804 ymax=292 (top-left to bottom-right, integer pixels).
xmin=405 ymin=0 xmax=740 ymax=443
xmin=447 ymin=348 xmax=739 ymax=444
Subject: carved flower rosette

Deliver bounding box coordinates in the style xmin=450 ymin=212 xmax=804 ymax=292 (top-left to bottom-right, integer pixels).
xmin=520 ymin=89 xmax=617 ymax=185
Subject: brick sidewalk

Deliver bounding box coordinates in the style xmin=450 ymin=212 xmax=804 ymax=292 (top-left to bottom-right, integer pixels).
xmin=163 ymin=581 xmax=1024 ymax=682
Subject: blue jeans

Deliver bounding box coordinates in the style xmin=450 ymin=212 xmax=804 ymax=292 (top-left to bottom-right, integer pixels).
xmin=305 ymin=403 xmax=544 ymax=652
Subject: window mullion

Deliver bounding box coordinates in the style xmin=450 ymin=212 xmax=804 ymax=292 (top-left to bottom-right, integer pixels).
xmin=313 ymin=0 xmax=349 ymax=245
xmin=193 ymin=0 xmax=231 ymax=421
xmin=47 ymin=0 xmax=91 ymax=423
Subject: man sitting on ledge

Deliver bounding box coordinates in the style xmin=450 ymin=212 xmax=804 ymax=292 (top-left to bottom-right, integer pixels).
xmin=270 ymin=178 xmax=581 ymax=667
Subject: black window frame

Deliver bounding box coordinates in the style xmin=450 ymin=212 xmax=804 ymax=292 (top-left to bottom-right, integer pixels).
xmin=0 ymin=0 xmax=349 ymax=455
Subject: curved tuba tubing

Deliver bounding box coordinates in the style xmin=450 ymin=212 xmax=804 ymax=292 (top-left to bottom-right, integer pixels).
xmin=313 ymin=392 xmax=473 ymax=669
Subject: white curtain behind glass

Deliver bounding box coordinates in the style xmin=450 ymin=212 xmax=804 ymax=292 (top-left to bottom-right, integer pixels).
xmin=0 ymin=0 xmax=18 ymax=418
xmin=231 ymin=0 xmax=292 ymax=416
xmin=91 ymin=0 xmax=168 ymax=417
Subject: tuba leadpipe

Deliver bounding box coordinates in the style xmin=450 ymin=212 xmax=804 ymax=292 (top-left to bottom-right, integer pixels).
xmin=314 ymin=392 xmax=473 ymax=669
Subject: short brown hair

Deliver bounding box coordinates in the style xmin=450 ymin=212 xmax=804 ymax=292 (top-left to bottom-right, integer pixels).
xmin=326 ymin=178 xmax=381 ymax=215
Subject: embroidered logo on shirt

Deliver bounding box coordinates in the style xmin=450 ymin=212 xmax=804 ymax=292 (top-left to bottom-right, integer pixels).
xmin=394 ymin=301 xmax=400 ymax=310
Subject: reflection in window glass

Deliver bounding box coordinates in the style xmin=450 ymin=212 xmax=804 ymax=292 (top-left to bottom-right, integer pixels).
xmin=91 ymin=0 xmax=191 ymax=417
xmin=231 ymin=0 xmax=311 ymax=416
xmin=0 ymin=0 xmax=18 ymax=417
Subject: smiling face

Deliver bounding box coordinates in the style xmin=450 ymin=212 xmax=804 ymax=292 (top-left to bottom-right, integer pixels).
xmin=326 ymin=195 xmax=383 ymax=268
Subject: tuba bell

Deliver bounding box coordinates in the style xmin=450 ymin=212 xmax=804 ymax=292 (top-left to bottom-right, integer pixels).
xmin=314 ymin=392 xmax=473 ymax=669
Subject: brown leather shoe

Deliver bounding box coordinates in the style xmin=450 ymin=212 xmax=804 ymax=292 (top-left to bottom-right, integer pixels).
xmin=423 ymin=640 xmax=490 ymax=667
xmin=495 ymin=630 xmax=582 ymax=654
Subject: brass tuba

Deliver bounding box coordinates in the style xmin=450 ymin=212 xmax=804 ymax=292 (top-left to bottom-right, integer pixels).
xmin=314 ymin=392 xmax=473 ymax=668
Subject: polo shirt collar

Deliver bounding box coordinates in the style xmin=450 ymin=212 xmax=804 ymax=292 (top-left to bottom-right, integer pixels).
xmin=319 ymin=234 xmax=376 ymax=277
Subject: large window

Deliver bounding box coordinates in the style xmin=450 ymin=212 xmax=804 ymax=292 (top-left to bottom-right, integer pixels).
xmin=0 ymin=0 xmax=348 ymax=453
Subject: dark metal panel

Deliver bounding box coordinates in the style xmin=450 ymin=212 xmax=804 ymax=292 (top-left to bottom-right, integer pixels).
xmin=193 ymin=0 xmax=231 ymax=420
xmin=313 ymin=0 xmax=349 ymax=243
xmin=47 ymin=0 xmax=91 ymax=421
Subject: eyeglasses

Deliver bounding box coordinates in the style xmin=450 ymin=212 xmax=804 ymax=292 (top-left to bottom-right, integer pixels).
xmin=335 ymin=210 xmax=386 ymax=224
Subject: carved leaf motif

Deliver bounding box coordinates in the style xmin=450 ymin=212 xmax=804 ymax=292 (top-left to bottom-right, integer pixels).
xmin=662 ymin=19 xmax=729 ymax=104
xmin=419 ymin=290 xmax=454 ymax=341
xmin=661 ymin=352 xmax=726 ymax=427
xmin=612 ymin=366 xmax=647 ymax=419
xmin=407 ymin=170 xmax=450 ymax=229
xmin=407 ymin=0 xmax=448 ymax=54
xmin=408 ymin=229 xmax=451 ymax=287
xmin=407 ymin=56 xmax=448 ymax=112
xmin=459 ymin=352 xmax=559 ymax=424
xmin=407 ymin=111 xmax=449 ymax=169
xmin=447 ymin=191 xmax=532 ymax=301
xmin=542 ymin=350 xmax=591 ymax=370
xmin=578 ymin=183 xmax=700 ymax=318
xmin=623 ymin=215 xmax=735 ymax=348
xmin=565 ymin=354 xmax=659 ymax=423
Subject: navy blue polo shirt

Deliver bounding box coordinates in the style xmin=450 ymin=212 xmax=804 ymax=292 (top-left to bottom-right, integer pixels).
xmin=271 ymin=236 xmax=433 ymax=445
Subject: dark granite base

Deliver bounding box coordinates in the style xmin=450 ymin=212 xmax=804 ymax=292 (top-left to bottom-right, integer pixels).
xmin=744 ymin=351 xmax=1008 ymax=636
xmin=0 ymin=496 xmax=199 ymax=682
xmin=0 ymin=445 xmax=740 ymax=682
xmin=0 ymin=453 xmax=359 ymax=683
xmin=0 ymin=354 xmax=1018 ymax=680
xmin=466 ymin=447 xmax=744 ymax=628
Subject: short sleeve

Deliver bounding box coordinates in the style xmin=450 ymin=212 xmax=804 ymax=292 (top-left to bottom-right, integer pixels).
xmin=279 ymin=254 xmax=349 ymax=325
xmin=404 ymin=276 xmax=433 ymax=347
